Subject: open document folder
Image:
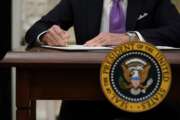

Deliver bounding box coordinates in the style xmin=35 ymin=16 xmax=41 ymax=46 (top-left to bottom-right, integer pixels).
xmin=156 ymin=46 xmax=180 ymax=50
xmin=41 ymin=45 xmax=180 ymax=51
xmin=41 ymin=45 xmax=113 ymax=51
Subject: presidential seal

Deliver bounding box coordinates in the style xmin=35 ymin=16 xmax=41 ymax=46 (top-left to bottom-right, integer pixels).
xmin=100 ymin=41 xmax=171 ymax=113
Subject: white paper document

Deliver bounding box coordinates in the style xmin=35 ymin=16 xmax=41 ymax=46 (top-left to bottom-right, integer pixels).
xmin=41 ymin=45 xmax=180 ymax=51
xmin=156 ymin=46 xmax=180 ymax=50
xmin=41 ymin=45 xmax=113 ymax=51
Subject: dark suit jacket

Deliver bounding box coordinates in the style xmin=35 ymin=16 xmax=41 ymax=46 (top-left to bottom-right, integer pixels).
xmin=25 ymin=0 xmax=180 ymax=47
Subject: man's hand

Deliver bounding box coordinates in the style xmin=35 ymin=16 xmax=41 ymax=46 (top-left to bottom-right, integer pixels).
xmin=41 ymin=25 xmax=70 ymax=46
xmin=84 ymin=32 xmax=129 ymax=47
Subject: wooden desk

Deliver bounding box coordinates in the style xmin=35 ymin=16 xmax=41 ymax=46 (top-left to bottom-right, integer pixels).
xmin=0 ymin=48 xmax=180 ymax=120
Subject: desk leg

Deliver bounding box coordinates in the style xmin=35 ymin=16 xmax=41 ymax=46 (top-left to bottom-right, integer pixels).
xmin=31 ymin=100 xmax=36 ymax=120
xmin=16 ymin=100 xmax=36 ymax=120
xmin=16 ymin=69 xmax=36 ymax=120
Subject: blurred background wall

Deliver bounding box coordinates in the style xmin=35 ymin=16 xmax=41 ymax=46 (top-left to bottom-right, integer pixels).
xmin=173 ymin=0 xmax=180 ymax=10
xmin=13 ymin=0 xmax=75 ymax=50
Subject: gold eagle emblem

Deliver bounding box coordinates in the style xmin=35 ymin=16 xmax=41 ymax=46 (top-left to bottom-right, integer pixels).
xmin=120 ymin=58 xmax=152 ymax=95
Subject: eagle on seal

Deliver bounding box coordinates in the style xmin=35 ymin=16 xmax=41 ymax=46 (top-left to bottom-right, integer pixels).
xmin=121 ymin=59 xmax=152 ymax=95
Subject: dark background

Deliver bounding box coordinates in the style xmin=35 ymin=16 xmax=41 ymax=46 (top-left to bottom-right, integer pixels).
xmin=0 ymin=0 xmax=12 ymax=119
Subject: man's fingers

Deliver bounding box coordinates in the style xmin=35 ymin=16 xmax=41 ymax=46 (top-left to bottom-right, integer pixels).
xmin=41 ymin=25 xmax=70 ymax=46
xmin=93 ymin=38 xmax=106 ymax=46
xmin=46 ymin=32 xmax=61 ymax=46
xmin=85 ymin=33 xmax=108 ymax=46
xmin=53 ymin=25 xmax=65 ymax=36
xmin=84 ymin=32 xmax=129 ymax=46
xmin=42 ymin=31 xmax=65 ymax=46
xmin=52 ymin=25 xmax=70 ymax=40
xmin=85 ymin=36 xmax=99 ymax=45
xmin=64 ymin=32 xmax=71 ymax=40
xmin=87 ymin=38 xmax=105 ymax=46
xmin=84 ymin=33 xmax=104 ymax=46
xmin=52 ymin=25 xmax=70 ymax=44
xmin=43 ymin=34 xmax=57 ymax=45
xmin=49 ymin=28 xmax=63 ymax=41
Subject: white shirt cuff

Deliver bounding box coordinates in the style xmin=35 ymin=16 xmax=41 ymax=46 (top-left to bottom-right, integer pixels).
xmin=37 ymin=30 xmax=48 ymax=44
xmin=134 ymin=31 xmax=145 ymax=42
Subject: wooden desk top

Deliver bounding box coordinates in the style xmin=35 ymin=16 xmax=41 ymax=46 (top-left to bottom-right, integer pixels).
xmin=0 ymin=47 xmax=180 ymax=67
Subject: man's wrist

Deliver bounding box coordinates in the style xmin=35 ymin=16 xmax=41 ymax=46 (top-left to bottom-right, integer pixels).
xmin=37 ymin=31 xmax=48 ymax=44
xmin=134 ymin=31 xmax=145 ymax=42
xmin=126 ymin=32 xmax=139 ymax=41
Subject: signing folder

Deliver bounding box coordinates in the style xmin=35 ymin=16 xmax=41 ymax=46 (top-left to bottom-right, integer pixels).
xmin=41 ymin=45 xmax=113 ymax=51
xmin=41 ymin=45 xmax=180 ymax=51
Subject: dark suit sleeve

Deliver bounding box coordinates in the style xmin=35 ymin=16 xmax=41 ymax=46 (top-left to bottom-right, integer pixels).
xmin=139 ymin=0 xmax=180 ymax=47
xmin=25 ymin=0 xmax=73 ymax=46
